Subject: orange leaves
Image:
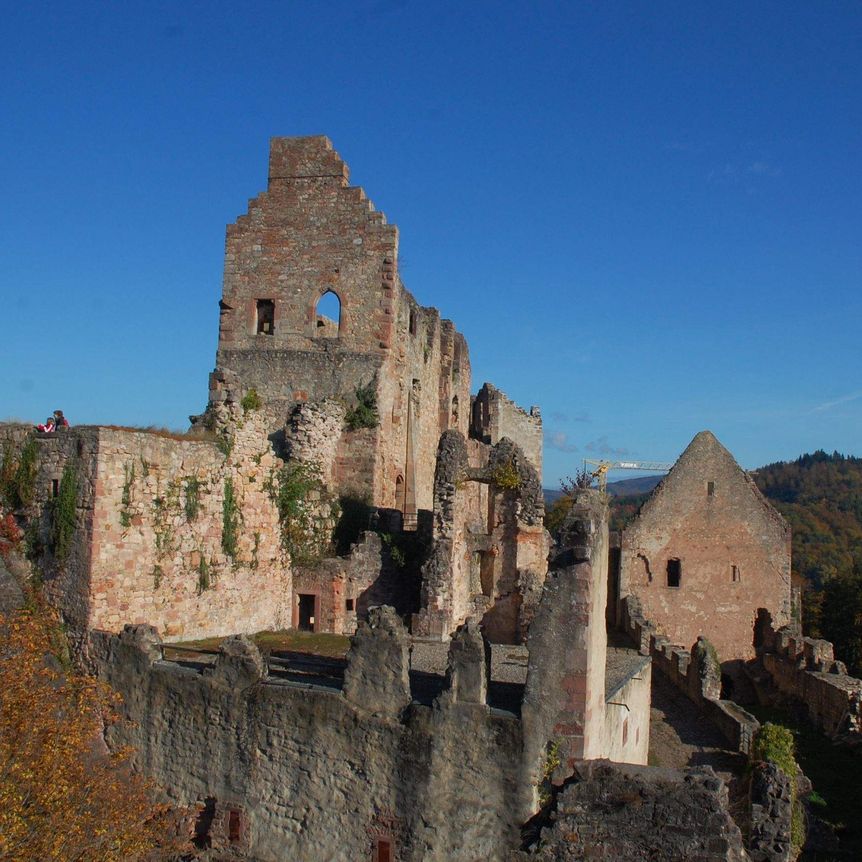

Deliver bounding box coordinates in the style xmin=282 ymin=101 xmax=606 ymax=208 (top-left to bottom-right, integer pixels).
xmin=0 ymin=602 xmax=185 ymax=862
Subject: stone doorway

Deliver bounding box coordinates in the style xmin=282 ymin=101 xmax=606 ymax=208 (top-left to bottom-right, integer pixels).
xmin=297 ymin=594 xmax=316 ymax=631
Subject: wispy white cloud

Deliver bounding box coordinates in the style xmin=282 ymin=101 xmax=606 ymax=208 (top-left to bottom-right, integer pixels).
xmin=809 ymin=390 xmax=862 ymax=414
xmin=547 ymin=431 xmax=579 ymax=454
xmin=585 ymin=435 xmax=629 ymax=456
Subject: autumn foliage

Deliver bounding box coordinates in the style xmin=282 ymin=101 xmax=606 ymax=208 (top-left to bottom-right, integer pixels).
xmin=0 ymin=601 xmax=183 ymax=861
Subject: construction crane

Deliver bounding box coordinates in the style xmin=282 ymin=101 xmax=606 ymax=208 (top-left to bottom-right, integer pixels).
xmin=583 ymin=459 xmax=674 ymax=494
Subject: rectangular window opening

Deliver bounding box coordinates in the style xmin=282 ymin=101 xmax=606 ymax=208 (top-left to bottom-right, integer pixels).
xmin=666 ymin=558 xmax=681 ymax=588
xmin=51 ymin=479 xmax=60 ymax=498
xmin=256 ymin=299 xmax=275 ymax=335
xmin=732 ymin=565 xmax=740 ymax=583
xmin=707 ymin=481 xmax=715 ymax=496
xmin=227 ymin=809 xmax=241 ymax=844
xmin=375 ymin=839 xmax=393 ymax=862
xmin=345 ymin=598 xmax=355 ymax=612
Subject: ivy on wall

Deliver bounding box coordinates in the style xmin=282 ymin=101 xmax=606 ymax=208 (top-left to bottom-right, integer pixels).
xmin=50 ymin=463 xmax=78 ymax=562
xmin=222 ymin=477 xmax=240 ymax=561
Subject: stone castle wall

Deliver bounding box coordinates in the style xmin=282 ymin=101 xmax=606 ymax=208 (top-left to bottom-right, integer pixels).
xmin=756 ymin=611 xmax=862 ymax=740
xmin=210 ymin=136 xmax=473 ymax=518
xmin=92 ymin=615 xmax=523 ymax=862
xmin=1 ymin=418 xmax=291 ymax=643
xmin=470 ymin=383 xmax=542 ymax=476
xmin=620 ymin=430 xmax=791 ymax=663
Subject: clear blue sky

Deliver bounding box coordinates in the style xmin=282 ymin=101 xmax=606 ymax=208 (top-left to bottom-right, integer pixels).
xmin=2 ymin=1 xmax=860 ymax=486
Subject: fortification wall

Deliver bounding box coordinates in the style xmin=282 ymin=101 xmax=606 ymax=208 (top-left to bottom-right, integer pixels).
xmin=602 ymin=658 xmax=652 ymax=764
xmin=92 ymin=614 xmax=523 ymax=862
xmin=1 ymin=419 xmax=291 ymax=643
xmin=621 ymin=595 xmax=760 ymax=754
xmin=756 ymin=612 xmax=862 ymax=740
xmin=620 ymin=430 xmax=791 ymax=663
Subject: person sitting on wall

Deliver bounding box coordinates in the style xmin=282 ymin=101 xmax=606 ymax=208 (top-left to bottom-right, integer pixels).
xmin=36 ymin=416 xmax=56 ymax=433
xmin=53 ymin=409 xmax=69 ymax=428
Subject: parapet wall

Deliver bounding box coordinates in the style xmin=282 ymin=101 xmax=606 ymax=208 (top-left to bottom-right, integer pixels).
xmin=621 ymin=595 xmax=759 ymax=754
xmin=755 ymin=611 xmax=862 ymax=740
xmin=92 ymin=612 xmax=523 ymax=862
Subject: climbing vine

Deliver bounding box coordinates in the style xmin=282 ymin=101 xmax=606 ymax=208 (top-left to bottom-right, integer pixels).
xmin=222 ymin=477 xmax=240 ymax=562
xmin=49 ymin=463 xmax=78 ymax=562
xmin=120 ymin=462 xmax=135 ymax=528
xmin=1 ymin=439 xmax=38 ymax=509
xmin=196 ymin=555 xmax=213 ymax=595
xmin=152 ymin=479 xmax=180 ymax=559
xmin=265 ymin=461 xmax=332 ymax=563
xmin=184 ymin=476 xmax=202 ymax=522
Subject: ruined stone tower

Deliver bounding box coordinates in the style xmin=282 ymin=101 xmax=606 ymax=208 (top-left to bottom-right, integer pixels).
xmin=208 ymin=136 xmax=473 ymax=517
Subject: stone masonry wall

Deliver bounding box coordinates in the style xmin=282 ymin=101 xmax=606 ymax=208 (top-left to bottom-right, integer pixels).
xmin=470 ymin=383 xmax=543 ymax=477
xmin=92 ymin=614 xmax=523 ymax=862
xmin=620 ymin=430 xmax=791 ymax=663
xmin=622 ymin=595 xmax=760 ymax=755
xmin=210 ymin=136 xmax=473 ymax=518
xmin=2 ymin=417 xmax=291 ymax=644
xmin=511 ymin=761 xmax=749 ymax=862
xmin=755 ymin=611 xmax=862 ymax=740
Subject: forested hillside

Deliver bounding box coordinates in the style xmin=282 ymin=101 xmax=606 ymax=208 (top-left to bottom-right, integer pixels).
xmin=752 ymin=451 xmax=862 ymax=672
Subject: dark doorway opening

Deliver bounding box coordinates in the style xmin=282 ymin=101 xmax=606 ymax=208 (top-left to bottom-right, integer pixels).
xmin=666 ymin=558 xmax=682 ymax=588
xmin=298 ymin=593 xmax=316 ymax=631
xmin=375 ymin=839 xmax=393 ymax=862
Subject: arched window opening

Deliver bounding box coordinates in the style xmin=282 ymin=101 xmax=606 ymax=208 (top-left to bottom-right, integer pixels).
xmin=256 ymin=299 xmax=274 ymax=335
xmin=395 ymin=475 xmax=405 ymax=512
xmin=316 ymin=290 xmax=341 ymax=337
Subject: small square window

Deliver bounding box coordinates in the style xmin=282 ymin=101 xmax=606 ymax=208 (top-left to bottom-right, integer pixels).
xmin=346 ymin=598 xmax=355 ymax=612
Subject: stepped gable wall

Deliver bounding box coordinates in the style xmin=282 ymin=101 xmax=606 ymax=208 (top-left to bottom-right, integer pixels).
xmin=755 ymin=609 xmax=862 ymax=740
xmin=90 ymin=612 xmax=523 ymax=862
xmin=0 ymin=419 xmax=290 ymax=644
xmin=620 ymin=429 xmax=792 ymax=663
xmin=208 ymin=136 xmax=473 ymax=514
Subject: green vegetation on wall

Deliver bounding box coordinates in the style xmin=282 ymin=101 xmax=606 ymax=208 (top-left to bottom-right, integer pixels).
xmin=120 ymin=462 xmax=135 ymax=528
xmin=196 ymin=556 xmax=212 ymax=595
xmin=241 ymin=388 xmax=262 ymax=413
xmin=1 ymin=439 xmax=38 ymax=510
xmin=184 ymin=476 xmax=202 ymax=522
xmin=50 ymin=463 xmax=78 ymax=562
xmin=490 ymin=457 xmax=521 ymax=491
xmin=344 ymin=379 xmax=379 ymax=431
xmin=752 ymin=722 xmax=805 ymax=849
xmin=221 ymin=477 xmax=240 ymax=561
xmin=265 ymin=461 xmax=333 ymax=563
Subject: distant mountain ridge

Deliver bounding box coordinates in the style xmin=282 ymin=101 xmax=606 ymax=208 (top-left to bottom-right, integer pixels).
xmin=543 ymin=474 xmax=662 ymax=505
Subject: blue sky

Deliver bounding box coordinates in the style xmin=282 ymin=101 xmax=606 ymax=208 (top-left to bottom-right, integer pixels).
xmin=2 ymin=1 xmax=860 ymax=486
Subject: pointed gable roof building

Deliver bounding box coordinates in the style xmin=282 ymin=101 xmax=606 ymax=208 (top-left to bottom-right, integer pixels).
xmin=618 ymin=431 xmax=791 ymax=663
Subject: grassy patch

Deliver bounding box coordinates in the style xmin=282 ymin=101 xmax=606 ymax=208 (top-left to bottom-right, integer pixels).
xmin=749 ymin=704 xmax=862 ymax=856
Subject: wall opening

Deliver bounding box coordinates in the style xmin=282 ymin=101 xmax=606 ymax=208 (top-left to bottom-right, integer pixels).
xmin=345 ymin=598 xmax=355 ymax=612
xmin=479 ymin=550 xmax=495 ymax=597
xmin=731 ymin=564 xmax=740 ymax=582
xmin=707 ymin=480 xmax=715 ymax=496
xmin=51 ymin=479 xmax=59 ymax=498
xmin=666 ymin=558 xmax=681 ymax=588
xmin=227 ymin=809 xmax=242 ymax=844
xmin=316 ymin=290 xmax=341 ymax=337
xmin=255 ymin=299 xmax=275 ymax=335
xmin=451 ymin=395 xmax=459 ymax=425
xmin=622 ymin=718 xmax=629 ymax=746
xmin=298 ymin=594 xmax=316 ymax=631
xmin=408 ymin=310 xmax=416 ymax=335
xmin=395 ymin=474 xmax=405 ymax=512
xmin=374 ymin=839 xmax=393 ymax=862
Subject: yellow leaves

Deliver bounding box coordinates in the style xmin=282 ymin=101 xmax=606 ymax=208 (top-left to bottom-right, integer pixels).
xmin=0 ymin=600 xmax=185 ymax=862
